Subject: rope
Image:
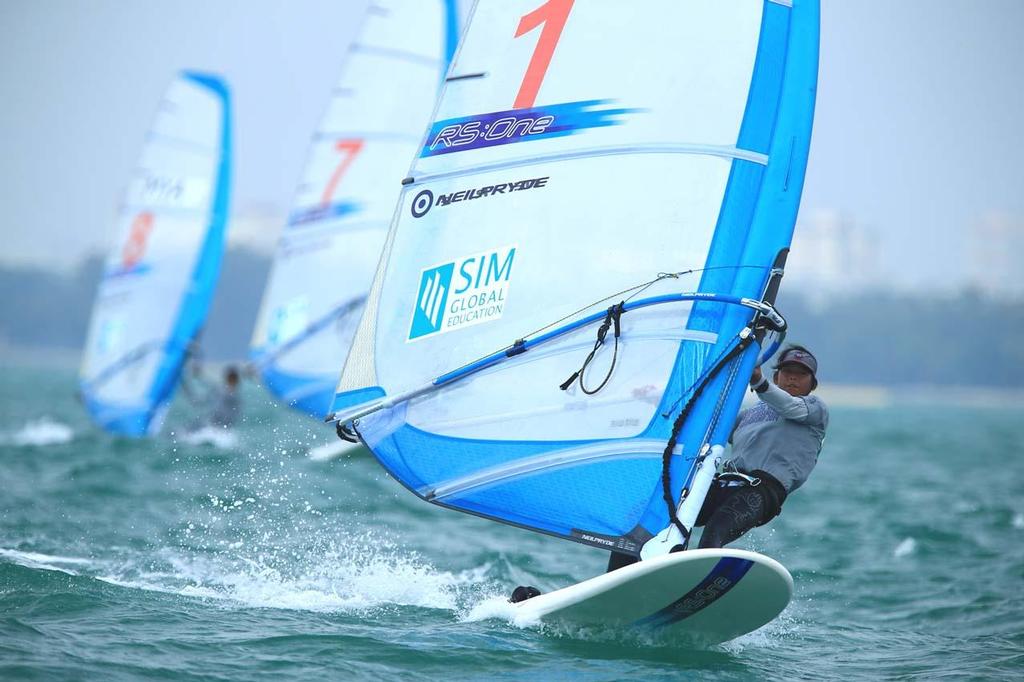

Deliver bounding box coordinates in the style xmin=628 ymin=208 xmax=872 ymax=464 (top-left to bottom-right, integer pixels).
xmin=440 ymin=264 xmax=767 ymax=381
xmin=659 ymin=332 xmax=755 ymax=543
xmin=559 ymin=302 xmax=624 ymax=395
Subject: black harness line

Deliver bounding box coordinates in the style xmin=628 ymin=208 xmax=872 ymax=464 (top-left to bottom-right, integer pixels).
xmin=559 ymin=302 xmax=625 ymax=395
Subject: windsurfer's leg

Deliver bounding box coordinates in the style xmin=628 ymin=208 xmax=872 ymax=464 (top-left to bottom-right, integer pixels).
xmin=697 ymin=487 xmax=768 ymax=549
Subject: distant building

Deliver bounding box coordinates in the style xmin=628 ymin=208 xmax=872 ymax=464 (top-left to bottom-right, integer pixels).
xmin=967 ymin=213 xmax=1024 ymax=299
xmin=785 ymin=209 xmax=880 ymax=299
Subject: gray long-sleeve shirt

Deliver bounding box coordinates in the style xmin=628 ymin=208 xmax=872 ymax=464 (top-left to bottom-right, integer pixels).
xmin=728 ymin=382 xmax=829 ymax=494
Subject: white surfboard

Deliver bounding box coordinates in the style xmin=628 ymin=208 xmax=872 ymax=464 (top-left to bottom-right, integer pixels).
xmin=513 ymin=549 xmax=792 ymax=645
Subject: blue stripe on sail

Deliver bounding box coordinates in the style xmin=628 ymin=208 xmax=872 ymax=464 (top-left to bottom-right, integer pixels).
xmin=139 ymin=71 xmax=231 ymax=435
xmin=260 ymin=364 xmax=336 ymax=418
xmin=80 ymin=394 xmax=155 ymax=437
xmin=330 ymin=386 xmax=387 ymax=416
xmin=442 ymin=0 xmax=459 ymax=74
xmin=689 ymin=2 xmax=789 ymax=333
xmin=287 ymin=201 xmax=361 ymax=228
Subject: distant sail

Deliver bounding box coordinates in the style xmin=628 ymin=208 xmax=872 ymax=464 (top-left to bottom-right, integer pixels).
xmin=79 ymin=71 xmax=232 ymax=436
xmin=331 ymin=0 xmax=818 ymax=553
xmin=249 ymin=0 xmax=462 ymax=418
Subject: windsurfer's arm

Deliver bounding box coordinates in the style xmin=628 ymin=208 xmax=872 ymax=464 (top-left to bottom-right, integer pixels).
xmin=750 ymin=366 xmax=809 ymax=421
xmin=180 ymin=360 xmax=210 ymax=405
xmin=755 ymin=381 xmax=810 ymax=420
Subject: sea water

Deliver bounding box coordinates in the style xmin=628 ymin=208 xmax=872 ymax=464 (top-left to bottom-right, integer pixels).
xmin=1 ymin=363 xmax=1022 ymax=680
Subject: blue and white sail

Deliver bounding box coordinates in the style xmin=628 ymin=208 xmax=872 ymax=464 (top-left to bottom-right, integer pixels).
xmin=331 ymin=0 xmax=818 ymax=554
xmin=249 ymin=0 xmax=462 ymax=418
xmin=79 ymin=71 xmax=232 ymax=437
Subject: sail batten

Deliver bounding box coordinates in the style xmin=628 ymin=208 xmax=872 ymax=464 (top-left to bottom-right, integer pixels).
xmin=423 ymin=440 xmax=684 ymax=501
xmin=405 ymin=143 xmax=770 ymax=187
xmin=333 ymin=0 xmax=818 ymax=552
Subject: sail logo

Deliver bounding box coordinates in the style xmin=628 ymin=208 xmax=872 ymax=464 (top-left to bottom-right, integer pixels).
xmin=408 ymin=246 xmax=517 ymax=341
xmin=411 ymin=263 xmax=454 ymax=338
xmin=128 ymin=172 xmax=209 ymax=209
xmin=421 ymin=99 xmax=640 ymax=158
xmin=409 ymin=178 xmax=549 ymax=218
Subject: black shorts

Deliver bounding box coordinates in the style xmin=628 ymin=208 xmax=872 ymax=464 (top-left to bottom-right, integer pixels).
xmin=696 ymin=469 xmax=787 ymax=527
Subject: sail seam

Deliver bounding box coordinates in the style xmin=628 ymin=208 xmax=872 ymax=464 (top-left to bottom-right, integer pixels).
xmin=422 ymin=441 xmax=685 ymax=501
xmin=408 ymin=144 xmax=768 ymax=186
xmin=351 ymin=43 xmax=443 ymax=69
xmin=143 ymin=132 xmax=218 ymax=156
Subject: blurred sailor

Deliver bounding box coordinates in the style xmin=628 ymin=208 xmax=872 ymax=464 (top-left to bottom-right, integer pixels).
xmin=183 ymin=363 xmax=242 ymax=429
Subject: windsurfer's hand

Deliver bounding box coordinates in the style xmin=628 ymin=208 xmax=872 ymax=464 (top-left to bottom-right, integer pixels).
xmin=750 ymin=366 xmax=763 ymax=386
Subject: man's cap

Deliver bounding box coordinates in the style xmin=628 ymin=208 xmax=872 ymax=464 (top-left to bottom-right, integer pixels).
xmin=777 ymin=347 xmax=817 ymax=375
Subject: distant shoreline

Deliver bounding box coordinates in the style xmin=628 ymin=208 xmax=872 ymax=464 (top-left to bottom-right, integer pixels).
xmin=810 ymin=383 xmax=1024 ymax=409
xmin=4 ymin=342 xmax=1021 ymax=410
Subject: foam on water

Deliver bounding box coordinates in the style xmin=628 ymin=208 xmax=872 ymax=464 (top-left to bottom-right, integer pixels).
xmin=3 ymin=418 xmax=74 ymax=446
xmin=462 ymin=593 xmax=534 ymax=626
xmin=307 ymin=439 xmax=364 ymax=462
xmin=162 ymin=542 xmax=485 ymax=613
xmin=723 ymin=601 xmax=803 ymax=652
xmin=893 ymin=537 xmax=916 ymax=558
xmin=175 ymin=426 xmax=239 ymax=450
xmin=3 ymin=538 xmax=493 ymax=616
xmin=0 ymin=547 xmax=96 ymax=575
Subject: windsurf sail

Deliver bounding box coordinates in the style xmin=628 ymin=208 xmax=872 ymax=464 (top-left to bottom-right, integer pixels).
xmin=330 ymin=0 xmax=818 ymax=555
xmin=249 ymin=0 xmax=462 ymax=418
xmin=79 ymin=71 xmax=232 ymax=436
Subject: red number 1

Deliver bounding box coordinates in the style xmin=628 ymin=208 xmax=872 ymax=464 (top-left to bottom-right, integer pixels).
xmin=513 ymin=0 xmax=575 ymax=109
xmin=321 ymin=138 xmax=364 ymax=206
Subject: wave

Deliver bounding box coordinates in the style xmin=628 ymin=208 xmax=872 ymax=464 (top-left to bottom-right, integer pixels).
xmin=307 ymin=439 xmax=365 ymax=462
xmin=2 ymin=418 xmax=74 ymax=446
xmin=174 ymin=426 xmax=239 ymax=450
xmin=2 ymin=536 xmax=493 ymax=616
xmin=0 ymin=547 xmax=97 ymax=575
xmin=893 ymin=537 xmax=917 ymax=558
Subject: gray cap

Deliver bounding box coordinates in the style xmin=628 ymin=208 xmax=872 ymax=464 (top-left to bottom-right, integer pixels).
xmin=777 ymin=347 xmax=817 ymax=375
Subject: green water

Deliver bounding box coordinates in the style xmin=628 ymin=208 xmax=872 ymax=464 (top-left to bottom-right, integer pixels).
xmin=1 ymin=364 xmax=1022 ymax=680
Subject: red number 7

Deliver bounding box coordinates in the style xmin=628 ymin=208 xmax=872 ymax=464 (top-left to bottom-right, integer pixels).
xmin=321 ymin=138 xmax=364 ymax=206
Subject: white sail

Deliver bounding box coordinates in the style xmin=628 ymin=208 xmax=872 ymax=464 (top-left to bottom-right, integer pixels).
xmin=331 ymin=0 xmax=818 ymax=553
xmin=79 ymin=72 xmax=232 ymax=436
xmin=249 ymin=0 xmax=462 ymax=418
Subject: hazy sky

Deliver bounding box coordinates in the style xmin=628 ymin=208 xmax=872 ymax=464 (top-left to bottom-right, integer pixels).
xmin=1 ymin=0 xmax=1022 ymax=292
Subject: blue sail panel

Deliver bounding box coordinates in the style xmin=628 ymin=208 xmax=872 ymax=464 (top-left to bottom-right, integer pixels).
xmin=334 ymin=0 xmax=819 ymax=552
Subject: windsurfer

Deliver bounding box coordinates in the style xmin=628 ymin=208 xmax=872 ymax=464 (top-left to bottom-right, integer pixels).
xmin=693 ymin=344 xmax=828 ymax=549
xmin=606 ymin=345 xmax=829 ymax=572
xmin=512 ymin=345 xmax=829 ymax=600
xmin=183 ymin=363 xmax=242 ymax=430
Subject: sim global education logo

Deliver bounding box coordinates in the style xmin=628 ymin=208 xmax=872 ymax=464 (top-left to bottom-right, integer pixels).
xmin=408 ymin=245 xmax=516 ymax=341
